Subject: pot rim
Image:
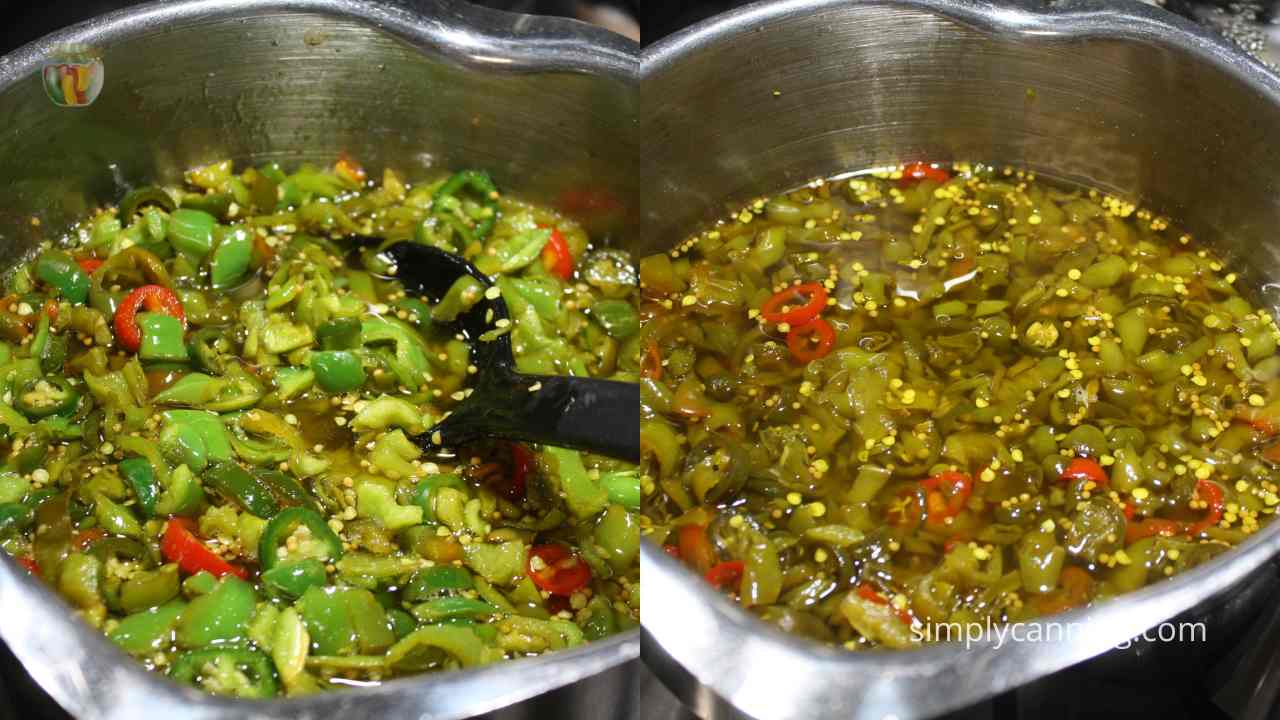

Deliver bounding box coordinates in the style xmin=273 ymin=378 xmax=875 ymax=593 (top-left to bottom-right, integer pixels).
xmin=0 ymin=2 xmax=637 ymax=719
xmin=639 ymin=2 xmax=1280 ymax=719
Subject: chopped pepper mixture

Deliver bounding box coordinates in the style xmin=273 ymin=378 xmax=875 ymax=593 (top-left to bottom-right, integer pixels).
xmin=640 ymin=163 xmax=1280 ymax=649
xmin=0 ymin=158 xmax=640 ymax=695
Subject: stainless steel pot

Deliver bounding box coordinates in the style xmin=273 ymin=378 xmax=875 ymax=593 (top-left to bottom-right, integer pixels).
xmin=0 ymin=1 xmax=639 ymax=718
xmin=639 ymin=1 xmax=1280 ymax=718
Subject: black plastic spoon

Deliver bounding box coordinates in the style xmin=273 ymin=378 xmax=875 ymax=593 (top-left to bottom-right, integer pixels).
xmin=377 ymin=241 xmax=639 ymax=463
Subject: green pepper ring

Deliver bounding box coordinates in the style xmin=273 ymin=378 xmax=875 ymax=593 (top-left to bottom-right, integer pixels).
xmin=258 ymin=506 xmax=344 ymax=572
xmin=14 ymin=376 xmax=80 ymax=419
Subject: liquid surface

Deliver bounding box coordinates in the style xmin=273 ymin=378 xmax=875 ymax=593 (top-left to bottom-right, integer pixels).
xmin=639 ymin=163 xmax=1280 ymax=649
xmin=0 ymin=158 xmax=640 ymax=695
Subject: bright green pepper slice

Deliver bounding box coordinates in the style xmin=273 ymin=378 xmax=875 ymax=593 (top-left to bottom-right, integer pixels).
xmin=209 ymin=226 xmax=253 ymax=290
xmin=258 ymin=506 xmax=344 ymax=571
xmin=137 ymin=312 xmax=189 ymax=362
xmin=262 ymin=558 xmax=326 ymax=599
xmin=167 ymin=208 xmax=217 ymax=259
xmin=36 ymin=250 xmax=90 ymax=304
xmin=175 ymin=574 xmax=256 ymax=648
xmin=110 ymin=600 xmax=187 ymax=655
xmin=309 ymin=350 xmax=365 ymax=393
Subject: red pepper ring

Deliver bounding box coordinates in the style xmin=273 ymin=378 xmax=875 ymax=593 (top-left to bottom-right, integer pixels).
xmin=760 ymin=282 xmax=828 ymax=325
xmin=527 ymin=543 xmax=592 ymax=596
xmin=899 ymin=162 xmax=952 ymax=187
xmin=704 ymin=560 xmax=745 ymax=590
xmin=114 ymin=284 xmax=185 ymax=352
xmin=77 ymin=257 xmax=104 ymax=275
xmin=786 ymin=317 xmax=835 ymax=363
xmin=920 ymin=470 xmax=974 ymax=521
xmin=1186 ymin=479 xmax=1224 ymax=537
xmin=160 ymin=518 xmax=247 ymax=579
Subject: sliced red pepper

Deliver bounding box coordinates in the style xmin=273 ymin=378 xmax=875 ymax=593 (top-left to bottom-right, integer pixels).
xmin=507 ymin=442 xmax=533 ymax=500
xmin=662 ymin=544 xmax=681 ymax=559
xmin=77 ymin=257 xmax=104 ymax=275
xmin=759 ymin=282 xmax=828 ymax=325
xmin=1186 ymin=479 xmax=1224 ymax=537
xmin=787 ymin=317 xmax=836 ymax=363
xmin=161 ymin=518 xmax=247 ymax=579
xmin=114 ymin=284 xmax=185 ymax=352
xmin=640 ymin=341 xmax=663 ymax=380
xmin=899 ymin=162 xmax=951 ymax=187
xmin=540 ymin=227 xmax=574 ymax=280
xmin=72 ymin=528 xmax=108 ymax=551
xmin=676 ymin=523 xmax=716 ymax=575
xmin=857 ymin=584 xmax=890 ymax=604
xmin=1060 ymin=457 xmax=1108 ymax=486
xmin=920 ymin=471 xmax=973 ymax=523
xmin=704 ymin=560 xmax=744 ymax=590
xmin=526 ymin=543 xmax=592 ymax=595
xmin=856 ymin=585 xmax=912 ymax=624
xmin=41 ymin=298 xmax=58 ymax=322
xmin=1125 ymin=518 xmax=1184 ymax=544
xmin=1122 ymin=502 xmax=1136 ymax=521
xmin=16 ymin=556 xmax=39 ymax=576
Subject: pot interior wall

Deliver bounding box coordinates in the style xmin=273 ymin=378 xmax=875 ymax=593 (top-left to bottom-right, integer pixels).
xmin=0 ymin=5 xmax=636 ymax=265
xmin=640 ymin=2 xmax=1280 ymax=312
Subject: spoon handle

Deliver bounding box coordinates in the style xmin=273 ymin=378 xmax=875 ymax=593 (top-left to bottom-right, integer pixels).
xmin=427 ymin=373 xmax=640 ymax=462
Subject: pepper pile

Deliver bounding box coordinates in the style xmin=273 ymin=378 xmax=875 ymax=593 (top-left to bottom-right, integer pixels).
xmin=0 ymin=158 xmax=640 ymax=695
xmin=640 ymin=163 xmax=1280 ymax=649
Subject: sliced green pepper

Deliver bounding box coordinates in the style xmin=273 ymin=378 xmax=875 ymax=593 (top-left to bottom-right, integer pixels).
xmin=119 ymin=456 xmax=159 ymax=517
xmin=258 ymin=507 xmax=344 ymax=571
xmin=176 ymin=574 xmax=256 ymax=648
xmin=209 ymin=226 xmax=253 ymax=290
xmin=137 ymin=312 xmax=189 ymax=362
xmin=168 ymin=208 xmax=217 ymax=259
xmin=309 ymin=350 xmax=365 ymax=393
xmin=109 ymin=600 xmax=187 ymax=655
xmin=14 ymin=377 xmax=79 ymax=418
xmin=203 ymin=461 xmax=280 ymax=519
xmin=262 ymin=558 xmax=327 ymax=599
xmin=36 ymin=250 xmax=90 ymax=304
xmin=432 ymin=170 xmax=499 ymax=241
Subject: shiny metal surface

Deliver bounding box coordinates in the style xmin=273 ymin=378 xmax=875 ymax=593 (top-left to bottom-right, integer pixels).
xmin=0 ymin=1 xmax=638 ymax=719
xmin=639 ymin=1 xmax=1280 ymax=719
